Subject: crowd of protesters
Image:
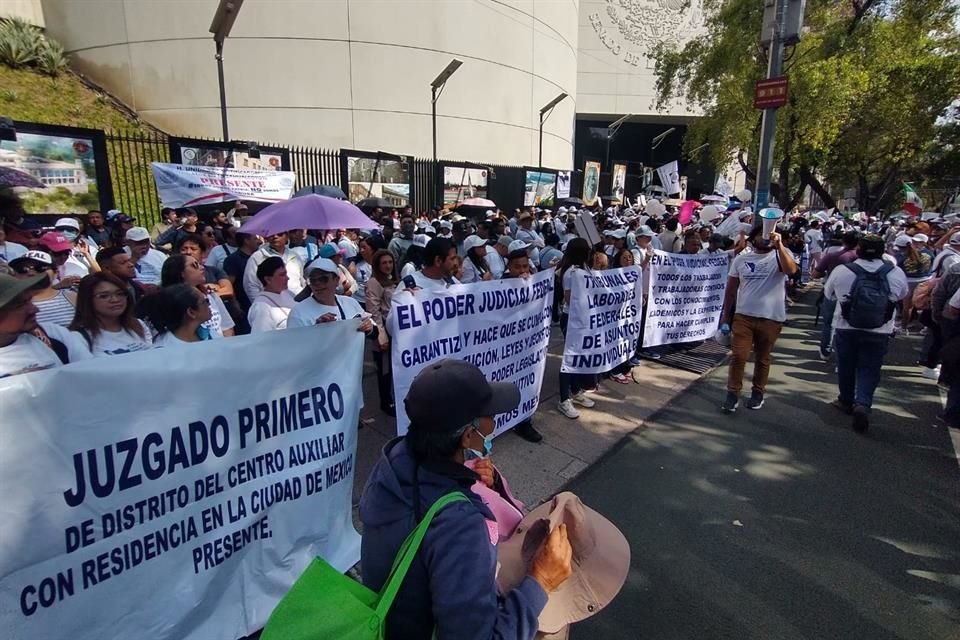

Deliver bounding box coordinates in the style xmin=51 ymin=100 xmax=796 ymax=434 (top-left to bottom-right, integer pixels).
xmin=2 ymin=187 xmax=958 ymax=436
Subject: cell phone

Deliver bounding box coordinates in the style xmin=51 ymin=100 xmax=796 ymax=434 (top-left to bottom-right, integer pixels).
xmin=402 ymin=275 xmax=417 ymax=289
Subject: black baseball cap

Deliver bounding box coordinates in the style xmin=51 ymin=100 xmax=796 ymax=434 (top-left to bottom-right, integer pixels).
xmin=404 ymin=359 xmax=521 ymax=433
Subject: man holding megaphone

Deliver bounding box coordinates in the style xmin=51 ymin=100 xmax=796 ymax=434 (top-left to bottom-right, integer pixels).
xmin=719 ymin=208 xmax=798 ymax=413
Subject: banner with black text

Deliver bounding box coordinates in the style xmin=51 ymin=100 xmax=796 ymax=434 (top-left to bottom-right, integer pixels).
xmin=0 ymin=323 xmax=364 ymax=640
xmin=388 ymin=271 xmax=555 ymax=436
xmin=643 ymin=251 xmax=729 ymax=346
xmin=151 ymin=162 xmax=297 ymax=208
xmin=561 ymin=266 xmax=643 ymax=374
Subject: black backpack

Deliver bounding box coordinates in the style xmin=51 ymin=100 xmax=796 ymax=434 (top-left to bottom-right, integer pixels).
xmin=840 ymin=263 xmax=895 ymax=329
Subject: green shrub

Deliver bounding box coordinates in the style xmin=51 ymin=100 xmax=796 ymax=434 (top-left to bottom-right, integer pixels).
xmin=0 ymin=16 xmax=68 ymax=76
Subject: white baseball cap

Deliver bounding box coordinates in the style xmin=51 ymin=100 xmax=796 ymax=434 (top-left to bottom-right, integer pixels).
xmin=894 ymin=235 xmax=912 ymax=247
xmin=125 ymin=227 xmax=151 ymax=242
xmin=604 ymin=228 xmax=627 ymax=239
xmin=949 ymin=232 xmax=960 ymax=246
xmin=54 ymin=217 xmax=80 ymax=231
xmin=412 ymin=234 xmax=430 ymax=248
xmin=439 ymin=220 xmax=453 ymax=230
xmin=508 ymin=239 xmax=531 ymax=254
xmin=912 ymin=233 xmax=929 ymax=243
xmin=635 ymin=225 xmax=657 ymax=238
xmin=558 ymin=206 xmax=568 ymax=213
xmin=463 ymin=235 xmax=487 ymax=252
xmin=305 ymin=257 xmax=340 ymax=275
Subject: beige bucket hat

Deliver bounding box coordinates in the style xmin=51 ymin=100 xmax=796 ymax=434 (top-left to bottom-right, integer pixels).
xmin=496 ymin=492 xmax=630 ymax=634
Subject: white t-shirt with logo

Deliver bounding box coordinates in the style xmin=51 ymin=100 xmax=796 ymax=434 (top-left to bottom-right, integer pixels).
xmin=73 ymin=321 xmax=154 ymax=357
xmin=287 ymin=294 xmax=365 ymax=329
xmin=729 ymin=250 xmax=788 ymax=322
xmin=0 ymin=333 xmax=64 ymax=378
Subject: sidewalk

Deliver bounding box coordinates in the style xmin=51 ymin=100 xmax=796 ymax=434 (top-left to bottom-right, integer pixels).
xmin=352 ymin=331 xmax=705 ymax=512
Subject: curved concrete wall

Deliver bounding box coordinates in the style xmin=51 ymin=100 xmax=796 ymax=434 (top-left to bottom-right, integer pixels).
xmin=39 ymin=0 xmax=579 ymax=168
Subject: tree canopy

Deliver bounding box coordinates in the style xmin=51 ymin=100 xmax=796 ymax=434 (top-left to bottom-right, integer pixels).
xmin=653 ymin=0 xmax=960 ymax=213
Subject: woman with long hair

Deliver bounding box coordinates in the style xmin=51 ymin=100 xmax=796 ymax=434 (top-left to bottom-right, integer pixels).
xmin=366 ymin=249 xmax=398 ymax=416
xmin=557 ymin=237 xmax=596 ymax=420
xmin=161 ymin=255 xmax=235 ymax=338
xmin=146 ymin=284 xmax=214 ymax=347
xmin=68 ymin=272 xmax=152 ymax=356
xmin=461 ymin=235 xmax=493 ymax=283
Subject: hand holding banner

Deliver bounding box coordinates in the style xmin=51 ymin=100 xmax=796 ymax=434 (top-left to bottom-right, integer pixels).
xmin=0 ymin=324 xmax=364 ymax=640
xmin=388 ymin=271 xmax=555 ymax=436
xmin=561 ymin=266 xmax=643 ymax=374
xmin=643 ymin=251 xmax=730 ymax=347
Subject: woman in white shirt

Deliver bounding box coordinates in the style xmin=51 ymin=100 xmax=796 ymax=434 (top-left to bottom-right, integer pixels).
xmin=248 ymin=256 xmax=297 ymax=332
xmin=161 ymin=255 xmax=235 ymax=338
xmin=68 ymin=272 xmax=152 ymax=356
xmin=460 ymin=235 xmax=494 ymax=284
xmin=148 ymin=284 xmax=215 ymax=347
xmin=287 ymin=258 xmax=374 ymax=334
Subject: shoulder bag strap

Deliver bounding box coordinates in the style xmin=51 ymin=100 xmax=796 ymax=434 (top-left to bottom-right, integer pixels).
xmin=374 ymin=491 xmax=470 ymax=621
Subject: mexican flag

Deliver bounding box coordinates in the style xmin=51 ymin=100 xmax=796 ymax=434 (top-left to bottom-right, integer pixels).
xmin=902 ymin=182 xmax=923 ymax=215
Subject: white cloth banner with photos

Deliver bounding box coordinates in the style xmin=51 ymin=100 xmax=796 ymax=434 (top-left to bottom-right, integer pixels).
xmin=0 ymin=323 xmax=364 ymax=640
xmin=151 ymin=162 xmax=297 ymax=208
xmin=643 ymin=251 xmax=729 ymax=347
xmin=656 ymin=160 xmax=681 ymax=196
xmin=389 ymin=271 xmax=555 ymax=436
xmin=561 ymin=266 xmax=643 ymax=374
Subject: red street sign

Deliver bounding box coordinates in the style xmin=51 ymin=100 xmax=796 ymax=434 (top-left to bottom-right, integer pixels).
xmin=754 ymin=77 xmax=789 ymax=109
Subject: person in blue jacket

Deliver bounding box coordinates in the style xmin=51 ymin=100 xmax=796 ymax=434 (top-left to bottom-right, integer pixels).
xmin=359 ymin=359 xmax=572 ymax=639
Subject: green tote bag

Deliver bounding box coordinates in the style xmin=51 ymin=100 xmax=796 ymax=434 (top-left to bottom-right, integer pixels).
xmin=260 ymin=491 xmax=469 ymax=640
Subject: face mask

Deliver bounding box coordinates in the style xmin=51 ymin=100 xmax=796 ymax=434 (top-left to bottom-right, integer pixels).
xmin=61 ymin=230 xmax=79 ymax=242
xmin=465 ymin=423 xmax=493 ymax=460
xmin=196 ymin=325 xmax=212 ymax=341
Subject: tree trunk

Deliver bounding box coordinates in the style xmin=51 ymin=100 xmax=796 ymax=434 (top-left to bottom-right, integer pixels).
xmin=799 ymin=165 xmax=837 ymax=209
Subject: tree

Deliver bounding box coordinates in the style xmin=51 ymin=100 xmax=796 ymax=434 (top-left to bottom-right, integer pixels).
xmin=652 ymin=0 xmax=960 ymax=214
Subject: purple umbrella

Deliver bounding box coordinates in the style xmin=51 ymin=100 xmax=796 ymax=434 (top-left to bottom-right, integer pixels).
xmin=238 ymin=194 xmax=378 ymax=236
xmin=0 ymin=167 xmax=45 ymax=189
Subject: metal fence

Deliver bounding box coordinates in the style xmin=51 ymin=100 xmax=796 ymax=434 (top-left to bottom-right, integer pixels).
xmin=102 ymin=130 xmax=539 ymax=228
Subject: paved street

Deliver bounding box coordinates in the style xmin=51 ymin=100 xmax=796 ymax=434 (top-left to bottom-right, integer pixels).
xmin=569 ymin=290 xmax=960 ymax=640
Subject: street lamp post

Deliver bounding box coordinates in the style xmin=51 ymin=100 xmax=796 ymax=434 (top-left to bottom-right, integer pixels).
xmin=209 ymin=0 xmax=245 ymax=143
xmin=605 ymin=114 xmax=634 ymax=169
xmin=538 ymin=93 xmax=568 ymax=167
xmin=430 ymin=59 xmax=463 ymax=166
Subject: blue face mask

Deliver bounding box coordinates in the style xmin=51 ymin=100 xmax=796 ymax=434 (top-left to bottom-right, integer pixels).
xmin=60 ymin=229 xmax=79 ymax=242
xmin=195 ymin=325 xmax=212 ymax=341
xmin=465 ymin=424 xmax=493 ymax=460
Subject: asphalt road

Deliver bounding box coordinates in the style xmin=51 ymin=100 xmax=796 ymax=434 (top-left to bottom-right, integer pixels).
xmin=569 ymin=290 xmax=960 ymax=640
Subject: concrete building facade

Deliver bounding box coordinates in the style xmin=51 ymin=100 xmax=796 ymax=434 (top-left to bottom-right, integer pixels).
xmin=6 ymin=0 xmax=710 ymax=172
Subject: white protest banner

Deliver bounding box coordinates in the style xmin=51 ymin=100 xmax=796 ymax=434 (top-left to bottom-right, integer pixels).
xmin=388 ymin=271 xmax=555 ymax=436
xmin=656 ymin=160 xmax=681 ymax=195
xmin=151 ymin=162 xmax=297 ymax=208
xmin=561 ymin=266 xmax=643 ymax=374
xmin=0 ymin=323 xmax=364 ymax=640
xmin=643 ymin=251 xmax=729 ymax=347
xmin=557 ymin=170 xmax=571 ymax=199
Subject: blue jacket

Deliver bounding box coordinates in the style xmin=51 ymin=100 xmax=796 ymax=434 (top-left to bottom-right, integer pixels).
xmin=359 ymin=437 xmax=547 ymax=639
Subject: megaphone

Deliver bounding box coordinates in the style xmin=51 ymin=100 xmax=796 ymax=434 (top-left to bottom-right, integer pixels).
xmin=758 ymin=207 xmax=784 ymax=241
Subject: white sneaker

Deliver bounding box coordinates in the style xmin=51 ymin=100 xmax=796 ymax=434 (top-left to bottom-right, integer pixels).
xmin=571 ymin=391 xmax=595 ymax=408
xmin=921 ymin=366 xmax=941 ymax=380
xmin=558 ymin=399 xmax=580 ymax=419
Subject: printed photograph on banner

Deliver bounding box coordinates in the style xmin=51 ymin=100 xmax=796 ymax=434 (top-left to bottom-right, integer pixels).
xmin=443 ymin=166 xmax=488 ymax=205
xmin=179 ymin=145 xmax=283 ymax=172
xmin=643 ymin=251 xmax=730 ymax=348
xmin=0 ymin=325 xmax=365 ymax=640
xmin=611 ymin=163 xmax=627 ymax=204
xmin=1 ymin=131 xmax=100 ymax=214
xmin=557 ymin=170 xmax=571 ymax=199
xmin=388 ymin=270 xmax=555 ymax=437
xmin=583 ymin=161 xmax=601 ymax=206
xmin=346 ymin=155 xmax=410 ymax=206
xmin=561 ymin=266 xmax=643 ymax=374
xmin=523 ymin=170 xmax=557 ymax=207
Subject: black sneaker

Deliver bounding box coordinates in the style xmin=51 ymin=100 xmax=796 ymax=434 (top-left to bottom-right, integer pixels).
xmin=746 ymin=391 xmax=764 ymax=410
xmin=721 ymin=392 xmax=739 ymax=414
xmin=514 ymin=420 xmax=543 ymax=443
xmin=852 ymin=405 xmax=870 ymax=433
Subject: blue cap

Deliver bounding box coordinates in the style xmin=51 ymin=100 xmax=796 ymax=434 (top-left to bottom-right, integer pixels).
xmin=319 ymin=242 xmax=345 ymax=258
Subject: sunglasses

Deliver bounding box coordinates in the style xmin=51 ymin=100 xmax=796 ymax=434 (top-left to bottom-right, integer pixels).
xmin=309 ymin=273 xmax=336 ymax=284
xmin=13 ymin=263 xmax=43 ymax=274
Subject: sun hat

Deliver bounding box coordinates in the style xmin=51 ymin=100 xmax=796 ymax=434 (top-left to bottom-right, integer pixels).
xmin=496 ymin=492 xmax=630 ymax=634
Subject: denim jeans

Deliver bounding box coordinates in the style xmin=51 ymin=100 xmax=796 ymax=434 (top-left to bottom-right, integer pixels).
xmin=834 ymin=329 xmax=890 ymax=409
xmin=820 ymin=297 xmax=837 ymax=352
